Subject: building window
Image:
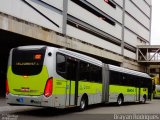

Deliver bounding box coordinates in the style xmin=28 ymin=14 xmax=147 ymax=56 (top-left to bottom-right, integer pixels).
xmin=104 ymin=0 xmax=116 ymax=9
xmin=71 ymin=0 xmax=115 ymax=26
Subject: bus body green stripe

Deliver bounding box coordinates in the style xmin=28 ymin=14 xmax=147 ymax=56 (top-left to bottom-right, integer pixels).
xmin=109 ymin=85 xmax=148 ymax=95
xmin=53 ymin=79 xmax=102 ymax=95
xmin=78 ymin=81 xmax=102 ymax=95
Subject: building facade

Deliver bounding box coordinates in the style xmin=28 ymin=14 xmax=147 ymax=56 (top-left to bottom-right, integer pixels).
xmin=0 ymin=0 xmax=152 ymax=70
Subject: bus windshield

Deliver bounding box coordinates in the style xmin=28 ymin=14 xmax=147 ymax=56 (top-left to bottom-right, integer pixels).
xmin=12 ymin=47 xmax=46 ymax=76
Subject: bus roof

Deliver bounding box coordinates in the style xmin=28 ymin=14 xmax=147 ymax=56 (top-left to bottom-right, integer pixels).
xmin=58 ymin=48 xmax=102 ymax=67
xmin=108 ymin=64 xmax=151 ymax=79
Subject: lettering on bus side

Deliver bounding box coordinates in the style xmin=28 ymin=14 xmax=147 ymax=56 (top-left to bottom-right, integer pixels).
xmin=79 ymin=85 xmax=90 ymax=90
xmin=127 ymin=88 xmax=134 ymax=92
xmin=56 ymin=81 xmax=62 ymax=85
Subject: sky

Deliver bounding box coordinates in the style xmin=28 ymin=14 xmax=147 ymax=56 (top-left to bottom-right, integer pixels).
xmin=151 ymin=0 xmax=160 ymax=45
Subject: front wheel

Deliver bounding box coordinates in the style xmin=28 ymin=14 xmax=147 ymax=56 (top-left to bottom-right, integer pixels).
xmin=79 ymin=97 xmax=87 ymax=111
xmin=117 ymin=96 xmax=123 ymax=106
xmin=142 ymin=95 xmax=146 ymax=104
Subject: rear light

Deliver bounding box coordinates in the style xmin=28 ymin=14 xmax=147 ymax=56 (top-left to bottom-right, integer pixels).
xmin=44 ymin=77 xmax=53 ymax=97
xmin=6 ymin=80 xmax=9 ymax=95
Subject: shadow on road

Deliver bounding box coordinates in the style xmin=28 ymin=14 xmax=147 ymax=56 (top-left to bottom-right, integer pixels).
xmin=104 ymin=102 xmax=150 ymax=108
xmin=13 ymin=102 xmax=150 ymax=118
xmin=86 ymin=101 xmax=150 ymax=110
xmin=14 ymin=107 xmax=78 ymax=117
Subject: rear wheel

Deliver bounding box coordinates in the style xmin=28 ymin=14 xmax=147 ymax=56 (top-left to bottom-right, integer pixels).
xmin=142 ymin=95 xmax=146 ymax=104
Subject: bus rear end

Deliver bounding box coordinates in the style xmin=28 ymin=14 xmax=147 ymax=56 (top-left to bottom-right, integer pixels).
xmin=6 ymin=46 xmax=53 ymax=107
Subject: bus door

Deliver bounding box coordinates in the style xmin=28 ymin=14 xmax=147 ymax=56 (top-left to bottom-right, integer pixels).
xmin=136 ymin=88 xmax=141 ymax=101
xmin=66 ymin=57 xmax=79 ymax=106
xmin=136 ymin=79 xmax=141 ymax=101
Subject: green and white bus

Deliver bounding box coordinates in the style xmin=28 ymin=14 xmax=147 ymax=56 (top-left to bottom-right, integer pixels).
xmin=6 ymin=46 xmax=152 ymax=110
xmin=153 ymin=84 xmax=160 ymax=98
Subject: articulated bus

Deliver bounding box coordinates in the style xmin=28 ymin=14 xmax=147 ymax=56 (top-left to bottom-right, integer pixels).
xmin=6 ymin=46 xmax=152 ymax=110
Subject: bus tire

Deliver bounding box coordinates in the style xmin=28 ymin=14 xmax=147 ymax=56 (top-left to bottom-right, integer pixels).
xmin=117 ymin=95 xmax=123 ymax=106
xmin=79 ymin=95 xmax=88 ymax=111
xmin=142 ymin=95 xmax=146 ymax=104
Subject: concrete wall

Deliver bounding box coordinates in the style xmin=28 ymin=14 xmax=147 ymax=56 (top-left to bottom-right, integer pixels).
xmin=0 ymin=0 xmax=152 ymax=71
xmin=0 ymin=0 xmax=63 ymax=33
xmin=0 ymin=13 xmax=123 ymax=62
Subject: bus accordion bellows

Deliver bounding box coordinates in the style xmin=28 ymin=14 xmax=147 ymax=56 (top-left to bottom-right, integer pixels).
xmin=6 ymin=45 xmax=152 ymax=110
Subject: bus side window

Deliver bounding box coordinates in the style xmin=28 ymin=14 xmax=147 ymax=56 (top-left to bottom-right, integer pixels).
xmin=139 ymin=78 xmax=144 ymax=87
xmin=56 ymin=54 xmax=66 ymax=78
xmin=66 ymin=57 xmax=78 ymax=81
xmin=123 ymin=74 xmax=134 ymax=86
xmin=110 ymin=71 xmax=122 ymax=85
xmin=90 ymin=64 xmax=102 ymax=83
xmin=79 ymin=61 xmax=90 ymax=81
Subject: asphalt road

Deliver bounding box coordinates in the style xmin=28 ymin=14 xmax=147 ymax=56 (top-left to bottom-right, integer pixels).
xmin=1 ymin=99 xmax=160 ymax=120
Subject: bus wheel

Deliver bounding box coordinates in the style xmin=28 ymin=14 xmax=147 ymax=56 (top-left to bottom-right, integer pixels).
xmin=117 ymin=95 xmax=123 ymax=106
xmin=142 ymin=95 xmax=146 ymax=104
xmin=79 ymin=96 xmax=88 ymax=111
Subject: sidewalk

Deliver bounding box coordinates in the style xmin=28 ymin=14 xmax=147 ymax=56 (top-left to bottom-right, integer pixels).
xmin=0 ymin=97 xmax=7 ymax=107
